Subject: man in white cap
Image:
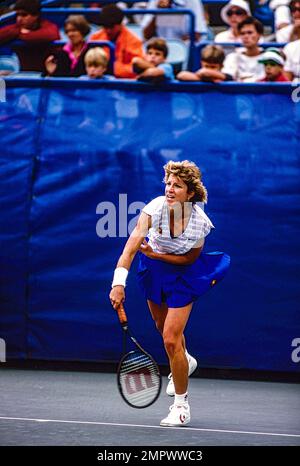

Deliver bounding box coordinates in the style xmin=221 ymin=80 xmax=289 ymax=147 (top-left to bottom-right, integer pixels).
xmin=257 ymin=48 xmax=289 ymax=81
xmin=214 ymin=0 xmax=251 ymax=43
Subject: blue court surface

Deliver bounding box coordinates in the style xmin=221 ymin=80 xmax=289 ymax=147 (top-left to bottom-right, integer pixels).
xmin=0 ymin=368 xmax=299 ymax=446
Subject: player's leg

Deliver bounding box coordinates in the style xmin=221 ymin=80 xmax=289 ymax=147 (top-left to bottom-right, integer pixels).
xmin=162 ymin=303 xmax=192 ymax=394
xmin=147 ymin=299 xmax=168 ymax=334
xmin=160 ymin=303 xmax=193 ymax=427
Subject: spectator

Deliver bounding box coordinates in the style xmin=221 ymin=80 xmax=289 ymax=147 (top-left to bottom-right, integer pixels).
xmin=44 ymin=15 xmax=91 ymax=77
xmin=0 ymin=0 xmax=60 ymax=71
xmin=257 ymin=48 xmax=290 ymax=81
xmin=82 ymin=47 xmax=115 ymax=79
xmin=141 ymin=0 xmax=207 ymax=42
xmin=283 ymin=38 xmax=300 ymax=80
xmin=90 ymin=4 xmax=144 ymax=78
xmin=269 ymin=0 xmax=291 ymax=32
xmin=222 ymin=17 xmax=265 ymax=81
xmin=177 ymin=44 xmax=233 ymax=82
xmin=276 ymin=0 xmax=300 ymax=42
xmin=132 ymin=37 xmax=174 ymax=82
xmin=215 ymin=0 xmax=251 ymax=43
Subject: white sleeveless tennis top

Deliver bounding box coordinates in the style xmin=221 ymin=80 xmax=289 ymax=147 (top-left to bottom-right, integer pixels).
xmin=142 ymin=196 xmax=214 ymax=255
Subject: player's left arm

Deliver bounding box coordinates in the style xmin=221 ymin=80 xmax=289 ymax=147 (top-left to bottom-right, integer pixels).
xmin=140 ymin=239 xmax=204 ymax=265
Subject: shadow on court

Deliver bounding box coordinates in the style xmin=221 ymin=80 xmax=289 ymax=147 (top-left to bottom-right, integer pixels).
xmin=0 ymin=369 xmax=299 ymax=446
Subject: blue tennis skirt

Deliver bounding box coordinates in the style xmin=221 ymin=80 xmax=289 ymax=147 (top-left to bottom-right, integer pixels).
xmin=137 ymin=251 xmax=230 ymax=308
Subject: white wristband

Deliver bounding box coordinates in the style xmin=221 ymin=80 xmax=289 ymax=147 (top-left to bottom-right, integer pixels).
xmin=112 ymin=267 xmax=128 ymax=288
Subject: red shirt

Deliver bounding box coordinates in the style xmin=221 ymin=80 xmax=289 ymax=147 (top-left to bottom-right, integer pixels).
xmin=0 ymin=19 xmax=60 ymax=71
xmin=259 ymin=73 xmax=290 ymax=82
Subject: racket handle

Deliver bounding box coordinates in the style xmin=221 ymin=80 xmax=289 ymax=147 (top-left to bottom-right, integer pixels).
xmin=116 ymin=303 xmax=128 ymax=329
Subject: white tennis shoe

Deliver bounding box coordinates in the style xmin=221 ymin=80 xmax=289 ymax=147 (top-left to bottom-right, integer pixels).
xmin=166 ymin=353 xmax=197 ymax=397
xmin=160 ymin=403 xmax=191 ymax=427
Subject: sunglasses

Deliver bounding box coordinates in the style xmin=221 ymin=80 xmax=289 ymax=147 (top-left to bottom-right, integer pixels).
xmin=227 ymin=9 xmax=246 ymax=16
xmin=291 ymin=6 xmax=300 ymax=12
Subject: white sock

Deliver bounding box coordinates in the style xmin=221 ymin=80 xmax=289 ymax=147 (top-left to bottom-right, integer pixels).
xmin=174 ymin=392 xmax=188 ymax=406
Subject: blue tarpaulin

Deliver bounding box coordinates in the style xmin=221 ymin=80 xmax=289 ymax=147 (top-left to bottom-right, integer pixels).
xmin=0 ymin=78 xmax=299 ymax=372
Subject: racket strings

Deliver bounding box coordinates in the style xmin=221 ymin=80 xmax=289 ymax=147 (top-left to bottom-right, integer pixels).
xmin=119 ymin=351 xmax=160 ymax=408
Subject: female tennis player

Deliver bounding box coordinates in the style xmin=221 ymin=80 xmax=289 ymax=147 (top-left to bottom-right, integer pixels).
xmin=109 ymin=160 xmax=230 ymax=427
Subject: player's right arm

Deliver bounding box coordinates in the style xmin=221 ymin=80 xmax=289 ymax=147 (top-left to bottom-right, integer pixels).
xmin=109 ymin=212 xmax=151 ymax=309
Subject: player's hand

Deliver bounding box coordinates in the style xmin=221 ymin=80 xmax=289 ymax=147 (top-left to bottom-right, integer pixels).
xmin=109 ymin=285 xmax=125 ymax=310
xmin=139 ymin=239 xmax=155 ymax=258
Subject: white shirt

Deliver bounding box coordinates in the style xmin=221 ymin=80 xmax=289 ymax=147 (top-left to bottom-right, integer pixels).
xmin=223 ymin=48 xmax=265 ymax=82
xmin=141 ymin=0 xmax=207 ymax=39
xmin=284 ymin=39 xmax=300 ymax=79
xmin=142 ymin=196 xmax=214 ymax=254
xmin=214 ymin=29 xmax=242 ymax=44
xmin=276 ymin=24 xmax=294 ymax=43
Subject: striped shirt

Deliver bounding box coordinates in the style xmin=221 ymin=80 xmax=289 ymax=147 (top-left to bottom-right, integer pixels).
xmin=143 ymin=196 xmax=214 ymax=255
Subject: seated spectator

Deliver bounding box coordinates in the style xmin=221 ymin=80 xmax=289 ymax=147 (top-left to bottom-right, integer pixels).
xmin=215 ymin=0 xmax=251 ymax=43
xmin=90 ymin=4 xmax=144 ymax=78
xmin=82 ymin=47 xmax=115 ymax=80
xmin=257 ymin=48 xmax=290 ymax=81
xmin=177 ymin=44 xmax=233 ymax=82
xmin=222 ymin=17 xmax=265 ymax=81
xmin=269 ymin=0 xmax=292 ymax=32
xmin=283 ymin=38 xmax=300 ymax=80
xmin=44 ymin=15 xmax=91 ymax=77
xmin=132 ymin=37 xmax=174 ymax=82
xmin=141 ymin=0 xmax=207 ymax=42
xmin=0 ymin=0 xmax=60 ymax=71
xmin=276 ymin=0 xmax=300 ymax=42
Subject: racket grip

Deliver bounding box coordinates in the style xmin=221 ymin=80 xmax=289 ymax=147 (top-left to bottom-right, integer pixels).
xmin=116 ymin=303 xmax=128 ymax=329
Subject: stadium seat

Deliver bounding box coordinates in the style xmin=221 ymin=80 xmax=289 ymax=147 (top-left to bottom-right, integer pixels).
xmin=166 ymin=39 xmax=189 ymax=71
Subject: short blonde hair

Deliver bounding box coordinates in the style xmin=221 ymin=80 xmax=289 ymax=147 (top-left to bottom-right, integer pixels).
xmin=163 ymin=160 xmax=208 ymax=203
xmin=201 ymin=45 xmax=225 ymax=65
xmin=84 ymin=47 xmax=108 ymax=67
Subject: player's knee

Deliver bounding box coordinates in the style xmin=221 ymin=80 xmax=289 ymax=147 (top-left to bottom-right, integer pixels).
xmin=163 ymin=334 xmax=180 ymax=357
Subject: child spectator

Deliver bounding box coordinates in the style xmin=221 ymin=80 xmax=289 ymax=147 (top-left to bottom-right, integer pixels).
xmin=44 ymin=15 xmax=91 ymax=77
xmin=222 ymin=17 xmax=265 ymax=82
xmin=177 ymin=44 xmax=233 ymax=82
xmin=0 ymin=0 xmax=60 ymax=71
xmin=82 ymin=47 xmax=114 ymax=79
xmin=257 ymin=48 xmax=290 ymax=81
xmin=215 ymin=0 xmax=251 ymax=43
xmin=90 ymin=4 xmax=144 ymax=78
xmin=132 ymin=37 xmax=174 ymax=82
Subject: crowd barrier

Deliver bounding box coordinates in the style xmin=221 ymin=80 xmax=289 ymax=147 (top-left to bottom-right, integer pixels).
xmin=0 ymin=77 xmax=299 ymax=373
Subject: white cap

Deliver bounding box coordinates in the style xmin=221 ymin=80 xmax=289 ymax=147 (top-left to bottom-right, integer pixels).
xmin=221 ymin=0 xmax=251 ymax=25
xmin=258 ymin=49 xmax=285 ymax=66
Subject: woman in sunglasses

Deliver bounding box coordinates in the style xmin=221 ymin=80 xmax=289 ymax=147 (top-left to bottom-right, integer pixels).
xmin=215 ymin=0 xmax=251 ymax=43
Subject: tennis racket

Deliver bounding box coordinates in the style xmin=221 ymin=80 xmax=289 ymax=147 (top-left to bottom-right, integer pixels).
xmin=116 ymin=303 xmax=162 ymax=409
